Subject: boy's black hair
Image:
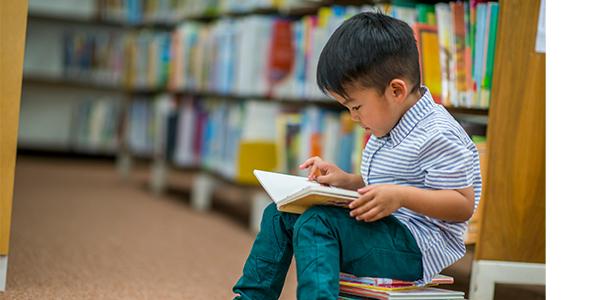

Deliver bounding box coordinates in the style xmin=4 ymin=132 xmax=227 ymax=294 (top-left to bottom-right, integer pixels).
xmin=316 ymin=12 xmax=421 ymax=99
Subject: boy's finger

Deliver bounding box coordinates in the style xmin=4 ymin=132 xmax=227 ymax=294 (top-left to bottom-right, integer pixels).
xmin=350 ymin=197 xmax=377 ymax=217
xmin=364 ymin=211 xmax=385 ymax=223
xmin=313 ymin=161 xmax=330 ymax=172
xmin=356 ymin=207 xmax=381 ymax=222
xmin=349 ymin=192 xmax=374 ymax=209
xmin=309 ymin=165 xmax=321 ymax=179
xmin=299 ymin=157 xmax=315 ymax=169
xmin=357 ymin=184 xmax=377 ymax=194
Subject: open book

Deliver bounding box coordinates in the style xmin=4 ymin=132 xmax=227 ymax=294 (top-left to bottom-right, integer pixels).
xmin=254 ymin=170 xmax=360 ymax=214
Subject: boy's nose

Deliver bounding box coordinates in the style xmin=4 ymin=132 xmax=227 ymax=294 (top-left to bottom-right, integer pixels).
xmin=350 ymin=111 xmax=360 ymax=122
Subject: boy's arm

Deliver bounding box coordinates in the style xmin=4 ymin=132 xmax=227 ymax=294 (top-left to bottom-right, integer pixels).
xmin=399 ymin=185 xmax=475 ymax=222
xmin=350 ymin=184 xmax=475 ymax=223
xmin=342 ymin=173 xmax=366 ymax=191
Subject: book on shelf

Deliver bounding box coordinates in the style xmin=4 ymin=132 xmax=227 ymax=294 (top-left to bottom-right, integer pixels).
xmin=451 ymin=1 xmax=468 ymax=107
xmin=414 ymin=23 xmax=442 ymax=104
xmin=254 ymin=169 xmax=359 ymax=214
xmin=434 ymin=3 xmax=452 ymax=107
xmin=481 ymin=2 xmax=499 ymax=108
xmin=104 ymin=1 xmax=499 ymax=183
xmin=173 ymin=97 xmax=197 ymax=166
xmin=73 ymin=97 xmax=120 ymax=153
xmin=128 ymin=97 xmax=155 ymax=156
xmin=275 ymin=113 xmax=301 ymax=175
xmin=416 ymin=4 xmax=436 ymax=25
xmin=57 ymin=1 xmax=500 ymax=111
xmin=471 ymin=1 xmax=500 ymax=108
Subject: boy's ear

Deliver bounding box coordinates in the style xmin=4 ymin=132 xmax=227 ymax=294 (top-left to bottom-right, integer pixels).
xmin=387 ymin=78 xmax=410 ymax=103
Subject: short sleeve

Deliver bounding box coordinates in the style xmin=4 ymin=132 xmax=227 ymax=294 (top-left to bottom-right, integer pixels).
xmin=419 ymin=130 xmax=475 ymax=190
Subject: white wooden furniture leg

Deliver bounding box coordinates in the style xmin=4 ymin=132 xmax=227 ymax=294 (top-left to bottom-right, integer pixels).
xmin=469 ymin=260 xmax=545 ymax=300
xmin=0 ymin=255 xmax=7 ymax=291
xmin=150 ymin=160 xmax=167 ymax=195
xmin=191 ymin=173 xmax=216 ymax=211
xmin=117 ymin=151 xmax=132 ymax=180
xmin=251 ymin=192 xmax=272 ymax=234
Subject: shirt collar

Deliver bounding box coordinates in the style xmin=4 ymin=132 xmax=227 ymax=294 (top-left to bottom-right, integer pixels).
xmin=376 ymin=86 xmax=436 ymax=147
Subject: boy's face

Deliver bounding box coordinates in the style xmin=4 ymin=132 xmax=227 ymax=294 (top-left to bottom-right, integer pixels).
xmin=329 ymin=83 xmax=406 ymax=138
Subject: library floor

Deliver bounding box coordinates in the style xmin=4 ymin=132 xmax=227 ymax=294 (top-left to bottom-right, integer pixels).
xmin=2 ymin=156 xmax=545 ymax=299
xmin=3 ymin=156 xmax=296 ymax=299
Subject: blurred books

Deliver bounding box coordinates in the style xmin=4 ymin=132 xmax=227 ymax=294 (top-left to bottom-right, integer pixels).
xmin=83 ymin=1 xmax=500 ymax=108
xmin=127 ymin=94 xmax=369 ymax=184
xmin=25 ymin=0 xmax=497 ymax=170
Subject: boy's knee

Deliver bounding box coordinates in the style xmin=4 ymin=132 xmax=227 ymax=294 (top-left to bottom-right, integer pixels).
xmin=262 ymin=202 xmax=279 ymax=220
xmin=302 ymin=205 xmax=348 ymax=221
xmin=293 ymin=206 xmax=337 ymax=235
xmin=302 ymin=205 xmax=336 ymax=219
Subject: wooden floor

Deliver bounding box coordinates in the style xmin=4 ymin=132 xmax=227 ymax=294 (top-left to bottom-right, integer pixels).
xmin=1 ymin=155 xmax=544 ymax=299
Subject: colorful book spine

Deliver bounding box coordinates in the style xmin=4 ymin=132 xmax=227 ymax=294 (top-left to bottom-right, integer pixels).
xmin=473 ymin=3 xmax=488 ymax=107
xmin=416 ymin=4 xmax=436 ymax=25
xmin=414 ymin=24 xmax=442 ymax=104
xmin=435 ymin=3 xmax=452 ymax=107
xmin=481 ymin=2 xmax=499 ymax=108
xmin=451 ymin=2 xmax=468 ymax=107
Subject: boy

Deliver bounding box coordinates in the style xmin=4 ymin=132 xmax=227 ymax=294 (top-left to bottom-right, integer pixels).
xmin=233 ymin=12 xmax=481 ymax=300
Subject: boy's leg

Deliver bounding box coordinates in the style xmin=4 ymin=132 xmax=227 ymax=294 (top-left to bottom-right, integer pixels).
xmin=293 ymin=206 xmax=422 ymax=300
xmin=233 ymin=203 xmax=299 ymax=300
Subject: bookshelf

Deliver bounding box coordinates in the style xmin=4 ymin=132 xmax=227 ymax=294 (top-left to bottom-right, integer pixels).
xmin=28 ymin=12 xmax=125 ymax=28
xmin=23 ymin=0 xmax=495 ymax=231
xmin=464 ymin=0 xmax=545 ymax=298
xmin=22 ymin=74 xmax=123 ymax=91
xmin=1 ymin=0 xmax=28 ymax=291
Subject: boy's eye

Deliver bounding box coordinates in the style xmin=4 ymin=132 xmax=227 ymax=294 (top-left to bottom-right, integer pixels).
xmin=351 ymin=105 xmax=361 ymax=111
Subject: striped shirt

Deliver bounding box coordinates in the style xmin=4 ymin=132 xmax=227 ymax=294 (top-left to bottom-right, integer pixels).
xmin=360 ymin=86 xmax=481 ymax=285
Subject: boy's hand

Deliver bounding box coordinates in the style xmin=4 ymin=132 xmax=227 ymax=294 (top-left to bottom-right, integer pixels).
xmin=299 ymin=156 xmax=350 ymax=187
xmin=349 ymin=184 xmax=406 ymax=222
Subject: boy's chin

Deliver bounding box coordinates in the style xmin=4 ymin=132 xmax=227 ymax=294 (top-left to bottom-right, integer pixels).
xmin=365 ymin=128 xmax=376 ymax=136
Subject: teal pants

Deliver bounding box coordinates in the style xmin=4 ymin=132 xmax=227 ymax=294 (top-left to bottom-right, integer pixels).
xmin=232 ymin=203 xmax=423 ymax=300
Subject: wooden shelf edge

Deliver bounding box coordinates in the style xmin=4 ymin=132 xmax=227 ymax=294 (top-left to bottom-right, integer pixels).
xmin=23 ymin=74 xmax=123 ymax=92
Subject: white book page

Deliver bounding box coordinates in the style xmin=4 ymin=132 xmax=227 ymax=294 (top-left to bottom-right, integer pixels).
xmin=254 ymin=170 xmax=359 ymax=204
xmin=254 ymin=170 xmax=323 ymax=203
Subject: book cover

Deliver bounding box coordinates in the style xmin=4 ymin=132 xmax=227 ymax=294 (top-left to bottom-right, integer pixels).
xmin=165 ymin=104 xmax=179 ymax=162
xmin=268 ymin=18 xmax=294 ymax=96
xmin=480 ymin=2 xmax=491 ymax=108
xmin=193 ymin=104 xmax=208 ymax=163
xmin=339 ymin=285 xmax=464 ymax=300
xmin=414 ymin=24 xmax=442 ymax=104
xmin=274 ymin=113 xmax=301 ymax=174
xmin=337 ymin=112 xmax=355 ymax=173
xmin=463 ymin=2 xmax=474 ymax=107
xmin=435 ymin=3 xmax=452 ymax=107
xmin=322 ymin=112 xmax=340 ymax=165
xmin=481 ymin=2 xmax=499 ymax=108
xmin=254 ymin=170 xmax=359 ymax=214
xmin=473 ymin=3 xmax=488 ymax=107
xmin=173 ymin=97 xmax=196 ymax=167
xmin=469 ymin=0 xmax=487 ymax=88
xmin=451 ymin=2 xmax=468 ymax=107
xmin=416 ymin=4 xmax=436 ymax=25
xmin=340 ymin=272 xmax=454 ymax=289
